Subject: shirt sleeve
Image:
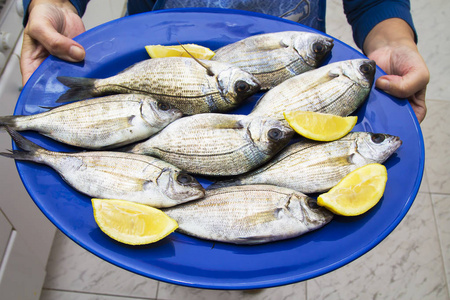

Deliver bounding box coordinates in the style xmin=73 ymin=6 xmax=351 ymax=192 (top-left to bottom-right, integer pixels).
xmin=342 ymin=0 xmax=417 ymax=50
xmin=23 ymin=0 xmax=90 ymax=26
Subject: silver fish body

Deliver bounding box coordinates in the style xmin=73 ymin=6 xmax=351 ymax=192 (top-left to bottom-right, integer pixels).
xmin=0 ymin=94 xmax=182 ymax=149
xmin=57 ymin=57 xmax=261 ymax=115
xmin=1 ymin=129 xmax=205 ymax=208
xmin=249 ymin=59 xmax=376 ymax=120
xmin=210 ymin=132 xmax=402 ymax=194
xmin=212 ymin=31 xmax=334 ymax=89
xmin=163 ymin=184 xmax=333 ymax=245
xmin=124 ymin=113 xmax=294 ymax=176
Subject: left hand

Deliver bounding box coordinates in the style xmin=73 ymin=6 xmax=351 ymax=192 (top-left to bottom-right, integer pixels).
xmin=364 ymin=18 xmax=429 ymax=123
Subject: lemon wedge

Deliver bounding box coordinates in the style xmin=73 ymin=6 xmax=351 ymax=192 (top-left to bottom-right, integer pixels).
xmin=284 ymin=111 xmax=357 ymax=141
xmin=317 ymin=163 xmax=388 ymax=216
xmin=92 ymin=198 xmax=178 ymax=245
xmin=145 ymin=44 xmax=215 ymax=59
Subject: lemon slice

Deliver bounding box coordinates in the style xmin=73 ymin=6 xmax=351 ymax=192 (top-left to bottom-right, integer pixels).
xmin=317 ymin=163 xmax=388 ymax=216
xmin=284 ymin=111 xmax=357 ymax=141
xmin=145 ymin=44 xmax=215 ymax=59
xmin=92 ymin=198 xmax=178 ymax=245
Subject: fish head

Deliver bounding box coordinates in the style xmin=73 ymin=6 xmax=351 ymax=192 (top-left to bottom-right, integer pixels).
xmin=156 ymin=168 xmax=205 ymax=206
xmin=354 ymin=132 xmax=403 ymax=164
xmin=215 ymin=65 xmax=261 ymax=105
xmin=341 ymin=59 xmax=376 ymax=89
xmin=292 ymin=32 xmax=334 ymax=67
xmin=248 ymin=117 xmax=294 ymax=155
xmin=285 ymin=193 xmax=334 ymax=227
xmin=141 ymin=98 xmax=183 ymax=126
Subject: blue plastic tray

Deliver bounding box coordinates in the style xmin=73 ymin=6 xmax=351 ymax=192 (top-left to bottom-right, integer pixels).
xmin=14 ymin=8 xmax=424 ymax=289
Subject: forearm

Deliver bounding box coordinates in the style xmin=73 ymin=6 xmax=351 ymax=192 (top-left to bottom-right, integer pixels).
xmin=343 ymin=0 xmax=416 ymax=51
xmin=363 ymin=18 xmax=417 ymax=56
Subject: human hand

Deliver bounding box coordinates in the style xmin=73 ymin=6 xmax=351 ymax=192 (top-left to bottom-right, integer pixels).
xmin=364 ymin=18 xmax=429 ymax=123
xmin=21 ymin=0 xmax=86 ymax=86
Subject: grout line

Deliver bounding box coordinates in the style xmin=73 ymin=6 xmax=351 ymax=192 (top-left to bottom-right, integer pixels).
xmin=40 ymin=288 xmax=157 ymax=300
xmin=428 ymin=192 xmax=450 ymax=299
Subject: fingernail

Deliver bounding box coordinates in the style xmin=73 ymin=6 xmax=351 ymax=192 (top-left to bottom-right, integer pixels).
xmin=69 ymin=46 xmax=85 ymax=61
xmin=377 ymin=78 xmax=390 ymax=91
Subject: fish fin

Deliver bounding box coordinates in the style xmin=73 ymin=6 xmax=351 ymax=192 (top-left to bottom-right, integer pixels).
xmin=38 ymin=106 xmax=55 ymax=110
xmin=56 ymin=76 xmax=97 ymax=103
xmin=234 ymin=235 xmax=274 ymax=244
xmin=239 ymin=210 xmax=278 ymax=226
xmin=0 ymin=115 xmax=18 ymax=129
xmin=0 ymin=127 xmax=44 ymax=161
xmin=178 ymin=42 xmax=215 ymax=76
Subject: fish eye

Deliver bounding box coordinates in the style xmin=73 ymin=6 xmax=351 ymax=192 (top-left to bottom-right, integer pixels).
xmin=176 ymin=173 xmax=195 ymax=184
xmin=371 ymin=133 xmax=385 ymax=144
xmin=268 ymin=128 xmax=283 ymax=140
xmin=360 ymin=63 xmax=373 ymax=74
xmin=307 ymin=198 xmax=320 ymax=209
xmin=235 ymin=80 xmax=250 ymax=93
xmin=312 ymin=42 xmax=325 ymax=54
xmin=157 ymin=102 xmax=171 ymax=111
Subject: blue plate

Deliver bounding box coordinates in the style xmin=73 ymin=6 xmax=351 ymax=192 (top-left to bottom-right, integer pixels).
xmin=14 ymin=8 xmax=424 ymax=289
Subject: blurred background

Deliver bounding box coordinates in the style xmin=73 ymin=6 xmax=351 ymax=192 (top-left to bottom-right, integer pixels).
xmin=0 ymin=0 xmax=448 ymax=299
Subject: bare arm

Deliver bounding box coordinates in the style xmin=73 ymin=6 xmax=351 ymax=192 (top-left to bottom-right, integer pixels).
xmin=20 ymin=0 xmax=86 ymax=86
xmin=363 ymin=18 xmax=429 ymax=123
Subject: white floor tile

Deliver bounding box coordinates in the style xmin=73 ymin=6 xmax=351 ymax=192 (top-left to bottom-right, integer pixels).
xmin=421 ymin=100 xmax=450 ymax=194
xmin=40 ymin=289 xmax=153 ymax=300
xmin=432 ymin=194 xmax=450 ymax=292
xmin=306 ymin=192 xmax=448 ymax=300
xmin=411 ymin=0 xmax=450 ymax=101
xmin=156 ymin=282 xmax=306 ymax=300
xmin=42 ymin=231 xmax=158 ymax=299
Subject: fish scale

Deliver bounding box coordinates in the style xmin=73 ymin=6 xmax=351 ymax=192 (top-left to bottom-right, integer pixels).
xmin=57 ymin=57 xmax=261 ymax=115
xmin=0 ymin=94 xmax=182 ymax=150
xmin=123 ymin=113 xmax=294 ymax=176
xmin=249 ymin=59 xmax=376 ymax=120
xmin=212 ymin=31 xmax=334 ymax=89
xmin=209 ymin=132 xmax=403 ymax=194
xmin=163 ymin=185 xmax=333 ymax=245
xmin=0 ymin=129 xmax=205 ymax=208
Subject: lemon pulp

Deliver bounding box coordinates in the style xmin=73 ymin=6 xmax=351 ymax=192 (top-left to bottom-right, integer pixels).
xmin=317 ymin=163 xmax=388 ymax=216
xmin=92 ymin=198 xmax=178 ymax=245
xmin=145 ymin=44 xmax=215 ymax=59
xmin=284 ymin=111 xmax=357 ymax=141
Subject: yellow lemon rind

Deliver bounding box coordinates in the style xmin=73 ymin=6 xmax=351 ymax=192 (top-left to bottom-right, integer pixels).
xmin=317 ymin=163 xmax=388 ymax=216
xmin=92 ymin=198 xmax=178 ymax=245
xmin=283 ymin=111 xmax=357 ymax=142
xmin=145 ymin=44 xmax=215 ymax=60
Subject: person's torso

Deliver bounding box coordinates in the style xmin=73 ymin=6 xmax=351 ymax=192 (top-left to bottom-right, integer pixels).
xmin=127 ymin=0 xmax=326 ymax=32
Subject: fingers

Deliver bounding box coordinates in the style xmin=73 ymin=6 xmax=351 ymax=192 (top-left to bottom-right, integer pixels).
xmin=27 ymin=20 xmax=85 ymax=63
xmin=375 ymin=69 xmax=429 ymax=100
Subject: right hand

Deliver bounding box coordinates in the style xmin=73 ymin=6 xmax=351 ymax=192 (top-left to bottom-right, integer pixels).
xmin=20 ymin=0 xmax=86 ymax=86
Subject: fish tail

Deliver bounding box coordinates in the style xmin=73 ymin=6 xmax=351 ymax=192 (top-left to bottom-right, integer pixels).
xmin=0 ymin=127 xmax=45 ymax=161
xmin=0 ymin=115 xmax=18 ymax=129
xmin=56 ymin=76 xmax=97 ymax=103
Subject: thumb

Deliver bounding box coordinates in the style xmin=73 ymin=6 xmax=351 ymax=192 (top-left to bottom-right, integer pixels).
xmin=34 ymin=26 xmax=85 ymax=62
xmin=375 ymin=70 xmax=429 ymax=100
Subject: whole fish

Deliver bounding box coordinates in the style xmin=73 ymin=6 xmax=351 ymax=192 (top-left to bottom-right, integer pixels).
xmin=56 ymin=57 xmax=261 ymax=115
xmin=1 ymin=128 xmax=205 ymax=208
xmin=0 ymin=94 xmax=182 ymax=150
xmin=209 ymin=132 xmax=402 ymax=194
xmin=249 ymin=59 xmax=376 ymax=120
xmin=123 ymin=113 xmax=294 ymax=176
xmin=163 ymin=185 xmax=334 ymax=245
xmin=212 ymin=31 xmax=334 ymax=89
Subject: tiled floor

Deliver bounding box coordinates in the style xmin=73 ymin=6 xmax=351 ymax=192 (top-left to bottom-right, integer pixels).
xmin=39 ymin=1 xmax=450 ymax=299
